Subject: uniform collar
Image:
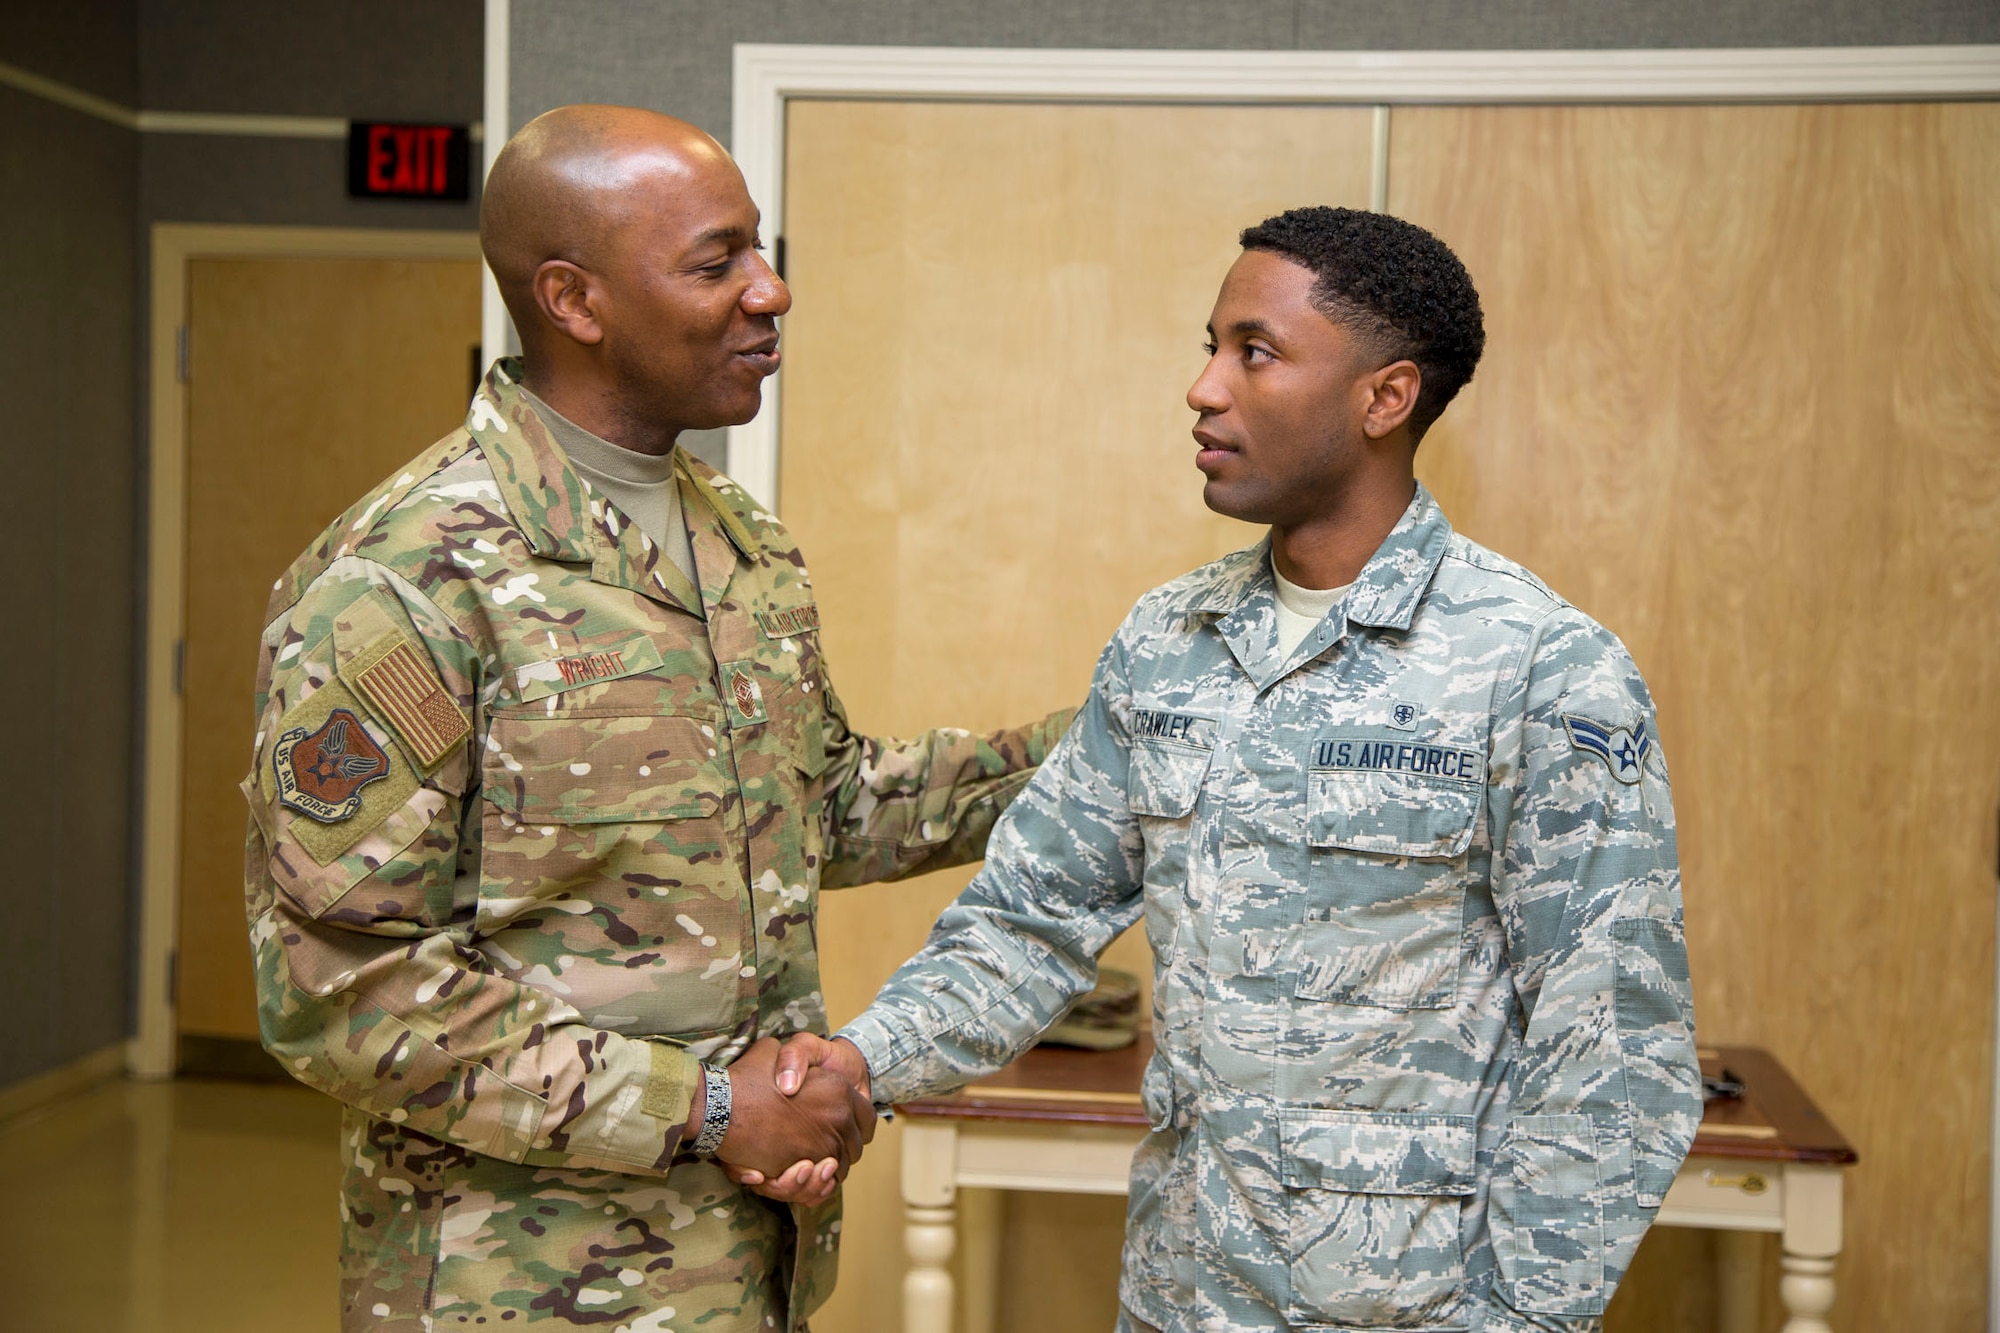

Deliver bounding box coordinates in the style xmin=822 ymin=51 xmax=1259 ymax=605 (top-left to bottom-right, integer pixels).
xmin=1340 ymin=482 xmax=1454 ymax=632
xmin=1183 ymin=482 xmax=1452 ymax=634
xmin=466 ymin=357 xmax=598 ymax=563
xmin=467 ymin=358 xmax=760 ymax=607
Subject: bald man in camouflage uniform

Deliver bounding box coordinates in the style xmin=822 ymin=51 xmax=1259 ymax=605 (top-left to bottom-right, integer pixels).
xmin=775 ymin=209 xmax=1701 ymax=1330
xmin=243 ymin=107 xmax=1067 ymax=1330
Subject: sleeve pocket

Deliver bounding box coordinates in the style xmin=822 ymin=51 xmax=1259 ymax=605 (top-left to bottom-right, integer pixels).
xmin=1611 ymin=915 xmax=1701 ymax=1205
xmin=1492 ymin=1114 xmax=1605 ymax=1317
xmin=270 ymin=787 xmax=451 ymax=920
xmin=1127 ymin=739 xmax=1212 ymax=818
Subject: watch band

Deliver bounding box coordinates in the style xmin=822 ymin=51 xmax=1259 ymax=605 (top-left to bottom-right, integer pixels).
xmin=689 ymin=1063 xmax=731 ymax=1159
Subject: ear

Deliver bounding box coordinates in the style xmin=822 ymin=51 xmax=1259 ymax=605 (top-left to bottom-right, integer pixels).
xmin=1361 ymin=360 xmax=1422 ymax=440
xmin=530 ymin=260 xmax=606 ymax=347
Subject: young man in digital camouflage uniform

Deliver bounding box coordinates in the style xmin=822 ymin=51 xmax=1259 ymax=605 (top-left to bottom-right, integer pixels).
xmin=241 ymin=106 xmax=1069 ymax=1331
xmin=763 ymin=209 xmax=1702 ymax=1330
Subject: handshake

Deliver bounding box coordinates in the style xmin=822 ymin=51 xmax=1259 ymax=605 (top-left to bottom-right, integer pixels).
xmin=711 ymin=1033 xmax=874 ymax=1207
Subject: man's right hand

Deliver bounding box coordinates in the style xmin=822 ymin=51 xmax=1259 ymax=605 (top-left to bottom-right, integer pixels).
xmin=713 ymin=1036 xmax=875 ymax=1182
xmin=771 ymin=1033 xmax=873 ymax=1102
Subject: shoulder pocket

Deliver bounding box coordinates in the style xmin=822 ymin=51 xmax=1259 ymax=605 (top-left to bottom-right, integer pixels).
xmin=484 ymin=713 xmax=722 ymax=823
xmin=1128 ymin=739 xmax=1212 ymax=819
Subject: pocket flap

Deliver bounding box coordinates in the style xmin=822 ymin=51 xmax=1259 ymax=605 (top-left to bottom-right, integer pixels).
xmin=1278 ymin=1109 xmax=1477 ymax=1195
xmin=1128 ymin=739 xmax=1212 ymax=818
xmin=1308 ymin=770 xmax=1480 ymax=858
xmin=484 ymin=714 xmax=722 ymax=824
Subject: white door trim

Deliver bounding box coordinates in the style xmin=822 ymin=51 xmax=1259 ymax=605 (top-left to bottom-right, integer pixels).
xmin=481 ymin=0 xmax=515 ymax=375
xmin=136 ymin=224 xmax=483 ymax=1080
xmin=724 ymin=40 xmax=2000 ymax=510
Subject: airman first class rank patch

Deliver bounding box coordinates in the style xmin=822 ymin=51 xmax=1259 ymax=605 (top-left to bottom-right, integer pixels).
xmin=348 ymin=636 xmax=471 ymax=770
xmin=1563 ymin=714 xmax=1653 ymax=785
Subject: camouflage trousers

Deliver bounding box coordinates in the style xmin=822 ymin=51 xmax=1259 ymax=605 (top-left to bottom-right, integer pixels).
xmin=337 ymin=1108 xmax=796 ymax=1330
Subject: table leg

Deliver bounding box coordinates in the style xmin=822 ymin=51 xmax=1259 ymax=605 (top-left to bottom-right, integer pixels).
xmin=959 ymin=1187 xmax=1002 ymax=1333
xmin=1779 ymin=1165 xmax=1843 ymax=1333
xmin=1779 ymin=1254 xmax=1836 ymax=1333
xmin=903 ymin=1121 xmax=961 ymax=1333
xmin=1715 ymin=1229 xmax=1762 ymax=1333
xmin=906 ymin=1202 xmax=958 ymax=1333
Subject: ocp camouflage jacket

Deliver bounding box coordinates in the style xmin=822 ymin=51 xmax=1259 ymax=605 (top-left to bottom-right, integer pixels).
xmin=843 ymin=485 xmax=1701 ymax=1332
xmin=243 ymin=359 xmax=1069 ymax=1329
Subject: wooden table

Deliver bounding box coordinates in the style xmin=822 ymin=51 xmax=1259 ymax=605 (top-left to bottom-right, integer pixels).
xmin=897 ymin=1037 xmax=1855 ymax=1333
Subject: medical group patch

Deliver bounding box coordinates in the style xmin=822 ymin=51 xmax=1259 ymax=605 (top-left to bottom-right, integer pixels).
xmin=1563 ymin=714 xmax=1653 ymax=784
xmin=274 ymin=708 xmax=391 ymax=821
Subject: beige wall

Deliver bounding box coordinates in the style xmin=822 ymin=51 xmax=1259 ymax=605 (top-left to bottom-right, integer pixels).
xmin=1396 ymin=101 xmax=2000 ymax=1332
xmin=777 ymin=96 xmax=2000 ymax=1332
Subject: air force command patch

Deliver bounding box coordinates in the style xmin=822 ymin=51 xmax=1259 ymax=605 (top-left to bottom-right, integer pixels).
xmin=274 ymin=708 xmax=391 ymax=821
xmin=1563 ymin=714 xmax=1653 ymax=784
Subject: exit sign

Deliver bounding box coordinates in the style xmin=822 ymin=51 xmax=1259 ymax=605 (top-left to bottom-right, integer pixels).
xmin=347 ymin=122 xmax=471 ymax=201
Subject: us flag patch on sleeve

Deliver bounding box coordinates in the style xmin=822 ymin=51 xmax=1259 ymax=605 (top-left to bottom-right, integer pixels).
xmin=351 ymin=636 xmax=471 ymax=770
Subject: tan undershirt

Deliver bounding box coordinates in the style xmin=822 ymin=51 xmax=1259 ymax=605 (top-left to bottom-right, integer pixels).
xmin=521 ymin=387 xmax=698 ymax=586
xmin=1272 ymin=555 xmax=1350 ymax=658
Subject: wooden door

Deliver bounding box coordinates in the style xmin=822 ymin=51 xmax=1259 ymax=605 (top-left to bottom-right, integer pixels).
xmin=176 ymin=255 xmax=482 ymax=1053
xmin=779 ymin=99 xmax=1378 ymax=1333
xmin=1392 ymin=102 xmax=2000 ymax=1333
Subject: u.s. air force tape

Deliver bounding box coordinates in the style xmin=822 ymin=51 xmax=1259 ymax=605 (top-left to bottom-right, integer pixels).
xmin=1311 ymin=735 xmax=1485 ymax=783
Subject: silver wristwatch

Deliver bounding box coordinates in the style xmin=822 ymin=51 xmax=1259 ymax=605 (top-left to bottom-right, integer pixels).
xmin=689 ymin=1063 xmax=731 ymax=1159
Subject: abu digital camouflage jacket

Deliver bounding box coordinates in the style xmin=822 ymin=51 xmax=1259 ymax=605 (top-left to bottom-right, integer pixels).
xmin=843 ymin=485 xmax=1701 ymax=1332
xmin=243 ymin=359 xmax=1069 ymax=1330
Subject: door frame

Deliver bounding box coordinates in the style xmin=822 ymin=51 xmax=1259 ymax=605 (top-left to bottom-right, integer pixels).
xmin=134 ymin=225 xmax=483 ymax=1079
xmin=719 ymin=40 xmax=2000 ymax=511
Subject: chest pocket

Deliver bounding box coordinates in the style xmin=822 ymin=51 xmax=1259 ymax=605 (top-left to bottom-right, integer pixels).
xmin=1127 ymin=707 xmax=1218 ymax=818
xmin=1128 ymin=738 xmax=1211 ymax=818
xmin=1300 ymin=736 xmax=1483 ymax=1011
xmin=478 ymin=711 xmax=742 ymax=1035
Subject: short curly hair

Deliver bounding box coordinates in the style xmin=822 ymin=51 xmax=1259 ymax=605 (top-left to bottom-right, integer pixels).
xmin=1239 ymin=206 xmax=1484 ymax=442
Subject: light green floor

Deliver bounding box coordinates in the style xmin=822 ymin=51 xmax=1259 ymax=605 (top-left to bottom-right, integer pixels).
xmin=0 ymin=1078 xmax=343 ymax=1331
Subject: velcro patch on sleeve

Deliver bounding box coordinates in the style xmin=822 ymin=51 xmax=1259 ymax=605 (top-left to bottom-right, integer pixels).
xmin=266 ymin=677 xmax=422 ymax=866
xmin=347 ymin=634 xmax=471 ymax=771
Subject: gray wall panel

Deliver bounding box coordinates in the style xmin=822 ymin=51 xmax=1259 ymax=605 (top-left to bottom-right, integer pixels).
xmin=1296 ymin=0 xmax=2000 ymax=49
xmin=0 ymin=85 xmax=139 ymax=1086
xmin=512 ymin=0 xmax=1300 ymax=137
xmin=1 ymin=0 xmax=139 ymax=103
xmin=141 ymin=134 xmax=480 ymax=229
xmin=1 ymin=4 xmax=487 ymax=1091
xmin=511 ymin=0 xmax=2000 ymax=146
xmin=138 ymin=0 xmax=482 ymax=120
